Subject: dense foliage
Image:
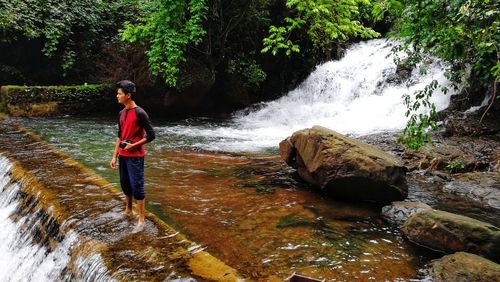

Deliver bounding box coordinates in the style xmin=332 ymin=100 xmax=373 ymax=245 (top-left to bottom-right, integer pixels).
xmin=121 ymin=0 xmax=208 ymax=87
xmin=120 ymin=0 xmax=381 ymax=87
xmin=1 ymin=0 xmax=498 ymax=133
xmin=0 ymin=0 xmax=384 ymax=90
xmin=0 ymin=0 xmax=136 ymax=83
xmin=262 ymin=0 xmax=380 ymax=56
xmin=375 ymin=0 xmax=500 ymax=149
xmin=120 ymin=0 xmax=273 ymax=89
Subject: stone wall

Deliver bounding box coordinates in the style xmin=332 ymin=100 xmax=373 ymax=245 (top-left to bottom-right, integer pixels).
xmin=0 ymin=84 xmax=118 ymax=116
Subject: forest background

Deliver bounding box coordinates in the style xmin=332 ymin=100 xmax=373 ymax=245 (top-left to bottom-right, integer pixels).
xmin=0 ymin=0 xmax=498 ymax=148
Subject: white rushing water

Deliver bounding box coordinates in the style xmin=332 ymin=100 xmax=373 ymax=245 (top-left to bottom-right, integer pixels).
xmin=0 ymin=155 xmax=113 ymax=282
xmin=0 ymin=156 xmax=74 ymax=281
xmin=158 ymin=39 xmax=454 ymax=152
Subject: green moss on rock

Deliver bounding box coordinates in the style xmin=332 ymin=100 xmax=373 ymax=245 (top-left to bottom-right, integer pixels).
xmin=433 ymin=252 xmax=500 ymax=282
xmin=403 ymin=209 xmax=500 ymax=262
xmin=277 ymin=213 xmax=316 ymax=228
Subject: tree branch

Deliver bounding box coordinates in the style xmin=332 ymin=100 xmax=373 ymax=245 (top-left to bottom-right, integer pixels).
xmin=479 ymin=78 xmax=498 ymax=123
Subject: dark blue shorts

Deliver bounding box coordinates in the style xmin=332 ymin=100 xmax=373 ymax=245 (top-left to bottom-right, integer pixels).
xmin=119 ymin=156 xmax=145 ymax=200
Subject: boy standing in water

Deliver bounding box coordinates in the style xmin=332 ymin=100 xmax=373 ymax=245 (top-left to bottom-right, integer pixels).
xmin=110 ymin=80 xmax=155 ymax=228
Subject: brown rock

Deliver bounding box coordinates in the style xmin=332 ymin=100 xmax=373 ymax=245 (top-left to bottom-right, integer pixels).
xmin=403 ymin=209 xmax=500 ymax=262
xmin=432 ymin=252 xmax=500 ymax=282
xmin=279 ymin=126 xmax=408 ymax=203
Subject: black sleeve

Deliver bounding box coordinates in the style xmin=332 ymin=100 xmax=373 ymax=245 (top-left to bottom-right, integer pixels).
xmin=136 ymin=107 xmax=156 ymax=143
xmin=117 ymin=110 xmax=122 ymax=138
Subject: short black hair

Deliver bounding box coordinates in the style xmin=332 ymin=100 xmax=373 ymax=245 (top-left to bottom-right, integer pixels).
xmin=116 ymin=80 xmax=136 ymax=95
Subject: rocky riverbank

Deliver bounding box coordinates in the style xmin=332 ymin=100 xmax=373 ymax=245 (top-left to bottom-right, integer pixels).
xmin=358 ymin=130 xmax=499 ymax=225
xmin=380 ymin=129 xmax=500 ymax=280
xmin=280 ymin=120 xmax=500 ymax=281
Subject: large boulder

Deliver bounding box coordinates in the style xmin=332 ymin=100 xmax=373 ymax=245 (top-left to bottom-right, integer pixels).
xmin=403 ymin=209 xmax=500 ymax=262
xmin=432 ymin=252 xmax=500 ymax=282
xmin=279 ymin=126 xmax=408 ymax=203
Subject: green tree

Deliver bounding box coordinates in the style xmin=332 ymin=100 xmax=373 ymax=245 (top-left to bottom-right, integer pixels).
xmin=120 ymin=0 xmax=208 ymax=87
xmin=120 ymin=0 xmax=382 ymax=88
xmin=262 ymin=0 xmax=380 ymax=56
xmin=120 ymin=0 xmax=273 ymax=89
xmin=375 ymin=0 xmax=499 ymax=149
xmin=0 ymin=0 xmax=137 ymax=79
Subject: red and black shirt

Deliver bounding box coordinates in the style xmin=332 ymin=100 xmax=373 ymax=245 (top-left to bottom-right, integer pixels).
xmin=117 ymin=106 xmax=155 ymax=157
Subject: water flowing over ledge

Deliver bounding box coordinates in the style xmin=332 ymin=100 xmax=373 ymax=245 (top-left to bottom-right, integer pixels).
xmin=0 ymin=119 xmax=241 ymax=281
xmin=158 ymin=39 xmax=454 ymax=152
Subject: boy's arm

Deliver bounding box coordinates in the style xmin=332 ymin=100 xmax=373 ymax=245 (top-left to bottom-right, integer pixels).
xmin=110 ymin=111 xmax=122 ymax=169
xmin=136 ymin=108 xmax=155 ymax=143
xmin=110 ymin=137 xmax=121 ymax=169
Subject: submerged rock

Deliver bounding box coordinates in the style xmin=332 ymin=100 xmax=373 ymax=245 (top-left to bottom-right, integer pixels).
xmin=279 ymin=126 xmax=408 ymax=204
xmin=403 ymin=209 xmax=500 ymax=262
xmin=381 ymin=201 xmax=431 ymax=228
xmin=432 ymin=252 xmax=500 ymax=282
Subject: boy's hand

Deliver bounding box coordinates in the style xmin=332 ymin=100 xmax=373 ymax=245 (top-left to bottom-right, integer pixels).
xmin=110 ymin=156 xmax=117 ymax=169
xmin=124 ymin=143 xmax=135 ymax=151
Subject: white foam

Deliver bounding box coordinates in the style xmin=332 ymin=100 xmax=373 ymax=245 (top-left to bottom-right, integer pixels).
xmin=0 ymin=155 xmax=114 ymax=282
xmin=159 ymin=39 xmax=455 ymax=152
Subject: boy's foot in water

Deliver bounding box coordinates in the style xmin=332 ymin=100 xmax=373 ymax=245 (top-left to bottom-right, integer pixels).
xmin=124 ymin=209 xmax=137 ymax=216
xmin=138 ymin=218 xmax=145 ymax=226
xmin=131 ymin=221 xmax=145 ymax=233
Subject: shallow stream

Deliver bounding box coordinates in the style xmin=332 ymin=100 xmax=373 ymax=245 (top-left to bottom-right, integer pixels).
xmin=19 ymin=116 xmax=438 ymax=281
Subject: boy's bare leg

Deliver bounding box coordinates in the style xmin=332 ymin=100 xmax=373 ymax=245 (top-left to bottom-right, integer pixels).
xmin=137 ymin=199 xmax=145 ymax=225
xmin=124 ymin=195 xmax=133 ymax=214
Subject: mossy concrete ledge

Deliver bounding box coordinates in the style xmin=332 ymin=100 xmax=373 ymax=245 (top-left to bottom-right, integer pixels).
xmin=0 ymin=84 xmax=117 ymax=116
xmin=0 ymin=119 xmax=243 ymax=281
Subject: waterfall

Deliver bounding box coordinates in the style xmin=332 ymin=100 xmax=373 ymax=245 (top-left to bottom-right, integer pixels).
xmin=0 ymin=155 xmax=113 ymax=282
xmin=159 ymin=39 xmax=454 ymax=152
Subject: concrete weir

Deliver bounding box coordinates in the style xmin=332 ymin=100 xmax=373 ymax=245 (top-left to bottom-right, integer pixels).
xmin=0 ymin=118 xmax=241 ymax=281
